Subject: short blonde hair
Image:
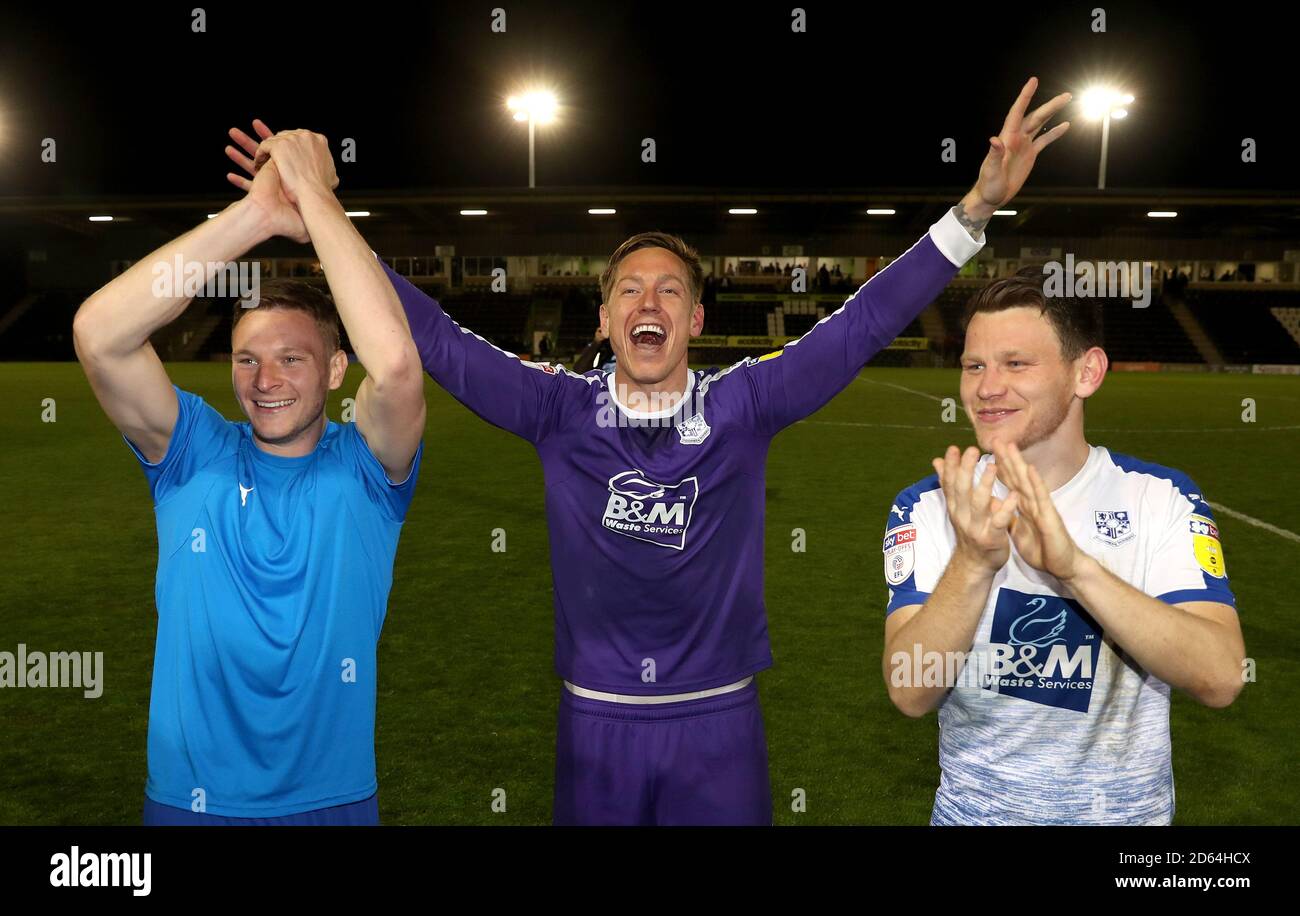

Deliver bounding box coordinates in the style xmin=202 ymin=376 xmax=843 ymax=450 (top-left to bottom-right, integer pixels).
xmin=600 ymin=231 xmax=704 ymax=306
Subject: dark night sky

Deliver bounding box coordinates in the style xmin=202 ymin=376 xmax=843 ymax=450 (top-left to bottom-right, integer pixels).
xmin=0 ymin=1 xmax=1293 ymax=197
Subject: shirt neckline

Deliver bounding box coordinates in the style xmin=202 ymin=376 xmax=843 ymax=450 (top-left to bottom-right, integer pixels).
xmin=241 ymin=421 xmax=338 ymax=467
xmin=988 ymin=444 xmax=1098 ymax=501
xmin=607 ymin=368 xmax=696 ymax=420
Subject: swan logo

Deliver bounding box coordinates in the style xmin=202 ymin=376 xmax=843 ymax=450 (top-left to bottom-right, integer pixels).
xmin=984 ymin=589 xmax=1103 ymax=712
xmin=601 ymin=469 xmax=699 ymax=550
xmin=1008 ymin=606 xmax=1067 ymax=647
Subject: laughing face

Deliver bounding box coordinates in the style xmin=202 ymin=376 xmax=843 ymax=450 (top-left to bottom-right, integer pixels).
xmin=600 ymin=247 xmax=704 ymax=391
xmin=960 ymin=306 xmax=1082 ymax=454
xmin=231 ymin=307 xmax=347 ymax=455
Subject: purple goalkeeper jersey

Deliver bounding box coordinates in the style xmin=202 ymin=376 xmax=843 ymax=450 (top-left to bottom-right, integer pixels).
xmin=382 ymin=210 xmax=982 ymax=694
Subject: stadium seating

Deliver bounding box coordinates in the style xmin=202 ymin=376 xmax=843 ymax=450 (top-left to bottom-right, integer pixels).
xmin=1183 ymin=288 xmax=1300 ymax=364
xmin=0 ymin=290 xmax=88 ymax=361
xmin=3 ymin=273 xmax=1297 ymax=370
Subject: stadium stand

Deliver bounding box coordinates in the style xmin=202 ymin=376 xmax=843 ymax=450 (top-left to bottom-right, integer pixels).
xmin=0 ymin=290 xmax=87 ymax=361
xmin=1183 ymin=287 xmax=1300 ymax=365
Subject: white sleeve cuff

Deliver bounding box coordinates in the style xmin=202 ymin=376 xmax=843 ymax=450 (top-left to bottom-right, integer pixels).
xmin=929 ymin=207 xmax=986 ymax=267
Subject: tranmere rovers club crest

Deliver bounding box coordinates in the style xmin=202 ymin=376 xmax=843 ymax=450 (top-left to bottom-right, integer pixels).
xmin=676 ymin=412 xmax=711 ymax=446
xmin=1093 ymin=509 xmax=1135 ymax=546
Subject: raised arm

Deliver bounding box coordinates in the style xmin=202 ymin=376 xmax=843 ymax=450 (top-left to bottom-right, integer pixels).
xmin=228 ymin=120 xmax=582 ymax=446
xmin=738 ymin=78 xmax=1071 ymax=434
xmin=72 ymin=166 xmax=298 ymax=462
xmin=252 ymin=130 xmax=425 ymax=480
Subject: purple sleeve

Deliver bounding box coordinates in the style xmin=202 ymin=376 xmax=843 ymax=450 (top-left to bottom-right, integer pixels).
xmin=379 ymin=259 xmax=585 ymax=444
xmin=736 ymin=209 xmax=984 ymax=434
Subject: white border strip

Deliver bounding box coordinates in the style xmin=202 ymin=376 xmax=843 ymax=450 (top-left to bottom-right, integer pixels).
xmin=563 ymin=676 xmax=753 ymax=705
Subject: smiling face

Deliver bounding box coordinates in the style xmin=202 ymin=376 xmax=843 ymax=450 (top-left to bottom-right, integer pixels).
xmin=231 ymin=307 xmax=347 ymax=454
xmin=600 ymin=246 xmax=704 ymax=391
xmin=960 ymin=306 xmax=1090 ymax=454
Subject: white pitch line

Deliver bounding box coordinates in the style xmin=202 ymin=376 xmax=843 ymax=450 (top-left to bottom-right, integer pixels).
xmin=1207 ymin=501 xmax=1300 ymax=544
xmin=846 ymin=375 xmax=1300 ymax=543
xmin=1092 ymin=425 xmax=1300 ymax=432
xmin=799 ymin=420 xmax=948 ymax=430
xmin=848 ymin=379 xmax=1300 ymax=433
xmin=855 ymin=376 xmax=945 ymax=402
xmin=801 ymin=419 xmax=1300 ymax=433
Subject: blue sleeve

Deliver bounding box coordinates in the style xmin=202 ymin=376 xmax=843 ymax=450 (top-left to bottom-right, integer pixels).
xmin=884 ymin=475 xmax=944 ymax=615
xmin=730 ymin=210 xmax=984 ymax=435
xmin=123 ymin=386 xmax=238 ymax=505
xmin=338 ymin=423 xmax=424 ymax=523
xmin=1150 ymin=478 xmax=1236 ymax=609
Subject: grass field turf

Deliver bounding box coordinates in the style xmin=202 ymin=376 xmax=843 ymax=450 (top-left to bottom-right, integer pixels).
xmin=0 ymin=361 xmax=1296 ymax=825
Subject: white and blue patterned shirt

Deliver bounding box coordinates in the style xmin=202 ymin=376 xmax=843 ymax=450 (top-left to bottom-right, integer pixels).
xmin=884 ymin=445 xmax=1235 ymax=825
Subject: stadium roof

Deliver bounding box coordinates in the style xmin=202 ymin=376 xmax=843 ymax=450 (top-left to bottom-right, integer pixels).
xmin=3 ymin=187 xmax=1298 ymax=254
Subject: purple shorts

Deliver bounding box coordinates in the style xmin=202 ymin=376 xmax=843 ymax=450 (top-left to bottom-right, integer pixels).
xmin=553 ymin=679 xmax=773 ymax=826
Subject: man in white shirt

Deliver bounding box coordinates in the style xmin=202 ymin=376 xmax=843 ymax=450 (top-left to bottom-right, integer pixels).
xmin=881 ymin=265 xmax=1246 ymax=825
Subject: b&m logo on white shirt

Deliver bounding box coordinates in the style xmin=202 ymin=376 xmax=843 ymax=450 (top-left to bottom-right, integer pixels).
xmin=984 ymin=588 xmax=1104 ymax=713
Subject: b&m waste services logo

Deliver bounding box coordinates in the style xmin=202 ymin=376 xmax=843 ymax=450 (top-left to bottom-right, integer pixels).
xmin=601 ymin=469 xmax=699 ymax=550
xmin=984 ymin=588 xmax=1104 ymax=712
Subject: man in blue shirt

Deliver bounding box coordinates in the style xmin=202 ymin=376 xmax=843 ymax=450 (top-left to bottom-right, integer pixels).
xmin=74 ymin=130 xmax=426 ymax=824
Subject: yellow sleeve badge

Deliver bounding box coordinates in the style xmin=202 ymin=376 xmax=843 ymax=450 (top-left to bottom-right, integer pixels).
xmin=1189 ymin=514 xmax=1226 ymax=579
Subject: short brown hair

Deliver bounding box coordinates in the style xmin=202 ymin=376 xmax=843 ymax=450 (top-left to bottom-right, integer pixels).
xmin=961 ymin=265 xmax=1104 ymax=360
xmin=231 ymin=279 xmax=342 ymax=353
xmin=600 ymin=231 xmax=704 ymax=306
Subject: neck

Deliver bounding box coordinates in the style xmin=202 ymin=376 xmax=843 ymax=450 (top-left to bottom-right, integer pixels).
xmin=253 ymin=412 xmax=327 ymax=458
xmin=611 ymin=361 xmax=692 ymax=414
xmin=1018 ymin=421 xmax=1091 ymax=492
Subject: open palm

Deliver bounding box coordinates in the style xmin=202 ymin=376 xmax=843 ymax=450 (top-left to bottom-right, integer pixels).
xmin=226 ymin=119 xmax=309 ymax=242
xmin=973 ymin=77 xmax=1072 ymax=209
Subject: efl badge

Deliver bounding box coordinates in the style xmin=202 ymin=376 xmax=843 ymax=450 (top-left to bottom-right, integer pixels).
xmin=677 ymin=412 xmax=711 ymax=446
xmin=883 ymin=525 xmax=917 ymax=586
xmin=1093 ymin=509 xmax=1135 ymax=546
xmin=1189 ymin=514 xmax=1227 ymax=578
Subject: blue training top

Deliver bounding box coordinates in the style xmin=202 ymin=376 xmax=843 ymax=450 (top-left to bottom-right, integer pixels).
xmin=126 ymin=386 xmax=422 ymax=817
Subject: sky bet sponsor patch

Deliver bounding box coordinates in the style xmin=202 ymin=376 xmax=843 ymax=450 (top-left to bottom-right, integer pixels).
xmin=883 ymin=524 xmax=916 ymax=586
xmin=1189 ymin=513 xmax=1227 ymax=578
xmin=984 ymin=588 xmax=1104 ymax=712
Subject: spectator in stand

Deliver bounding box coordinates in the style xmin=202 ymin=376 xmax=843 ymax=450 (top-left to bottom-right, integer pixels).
xmin=572 ymin=325 xmax=616 ymax=373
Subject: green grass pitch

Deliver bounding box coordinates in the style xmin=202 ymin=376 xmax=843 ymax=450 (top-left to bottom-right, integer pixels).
xmin=0 ymin=361 xmax=1296 ymax=824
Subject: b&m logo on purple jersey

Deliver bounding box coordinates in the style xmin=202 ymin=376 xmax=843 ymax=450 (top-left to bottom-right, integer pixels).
xmin=602 ymin=469 xmax=699 ymax=550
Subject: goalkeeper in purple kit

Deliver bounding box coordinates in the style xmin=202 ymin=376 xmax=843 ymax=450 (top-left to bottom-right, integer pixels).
xmin=226 ymin=78 xmax=1070 ymax=825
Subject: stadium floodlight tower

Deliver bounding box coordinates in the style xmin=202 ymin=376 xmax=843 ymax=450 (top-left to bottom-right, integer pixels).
xmin=1080 ymin=87 xmax=1134 ymax=190
xmin=507 ymin=90 xmax=559 ymax=189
